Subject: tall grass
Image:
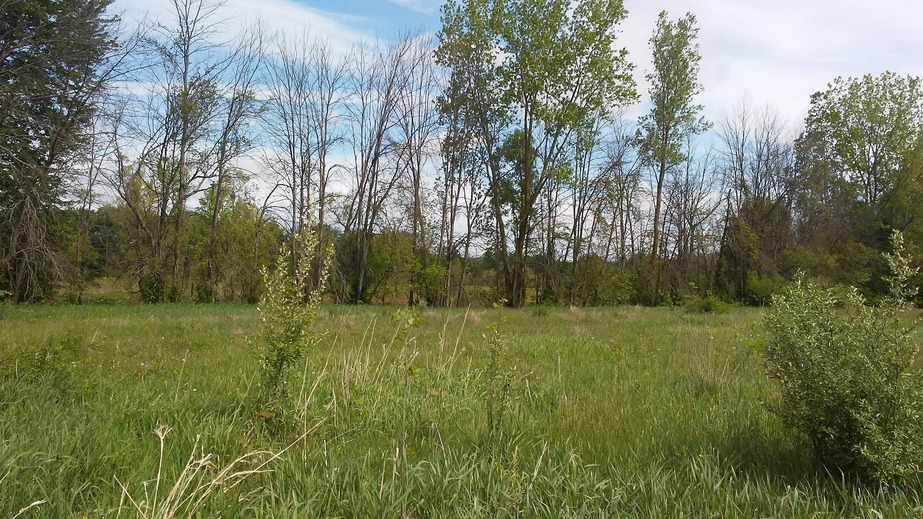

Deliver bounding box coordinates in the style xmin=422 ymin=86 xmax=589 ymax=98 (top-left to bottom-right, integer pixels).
xmin=0 ymin=304 xmax=921 ymax=516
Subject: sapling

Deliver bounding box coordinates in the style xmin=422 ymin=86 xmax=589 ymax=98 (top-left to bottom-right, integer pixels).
xmin=254 ymin=228 xmax=332 ymax=407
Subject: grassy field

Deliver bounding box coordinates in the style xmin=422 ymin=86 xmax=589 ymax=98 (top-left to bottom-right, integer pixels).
xmin=0 ymin=303 xmax=920 ymax=517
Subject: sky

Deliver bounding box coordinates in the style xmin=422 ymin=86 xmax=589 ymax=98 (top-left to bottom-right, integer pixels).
xmin=115 ymin=0 xmax=923 ymax=136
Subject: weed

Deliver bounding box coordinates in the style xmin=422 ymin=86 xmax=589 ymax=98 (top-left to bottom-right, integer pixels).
xmin=482 ymin=320 xmax=515 ymax=444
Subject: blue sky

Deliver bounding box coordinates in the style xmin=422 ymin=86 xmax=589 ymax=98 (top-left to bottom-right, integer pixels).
xmin=118 ymin=0 xmax=923 ymax=133
xmin=289 ymin=0 xmax=441 ymax=36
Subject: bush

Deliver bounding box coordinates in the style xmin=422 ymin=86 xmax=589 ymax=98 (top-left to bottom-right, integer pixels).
xmin=761 ymin=233 xmax=921 ymax=485
xmin=254 ymin=229 xmax=331 ymax=406
xmin=683 ymin=293 xmax=730 ymax=314
xmin=746 ymin=271 xmax=785 ymax=306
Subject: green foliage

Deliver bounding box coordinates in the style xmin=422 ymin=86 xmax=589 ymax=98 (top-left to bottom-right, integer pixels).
xmin=0 ymin=0 xmax=118 ymax=303
xmin=194 ymin=176 xmax=281 ymax=303
xmin=884 ymin=230 xmax=920 ymax=305
xmin=790 ymin=73 xmax=923 ymax=304
xmin=437 ymin=0 xmax=636 ymax=306
xmin=0 ymin=290 xmax=9 ymax=319
xmin=255 ymin=228 xmax=331 ymax=405
xmin=139 ymin=268 xmax=166 ymax=304
xmin=746 ymin=271 xmax=786 ymax=306
xmin=416 ymin=263 xmax=448 ymax=304
xmin=639 ymin=10 xmax=710 ymax=170
xmin=762 ymin=245 xmax=922 ymax=485
xmin=803 ymin=73 xmax=922 ymax=207
xmin=684 ymin=293 xmax=731 ymax=314
xmin=565 ymin=257 xmax=639 ymax=306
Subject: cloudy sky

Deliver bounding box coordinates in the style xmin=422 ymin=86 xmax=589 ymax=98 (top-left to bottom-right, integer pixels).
xmin=117 ymin=0 xmax=923 ymax=134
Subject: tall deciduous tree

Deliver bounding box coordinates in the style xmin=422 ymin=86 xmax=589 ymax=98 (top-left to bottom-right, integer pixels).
xmin=108 ymin=0 xmax=251 ymax=302
xmin=803 ymin=73 xmax=922 ymax=208
xmin=437 ymin=0 xmax=635 ymax=306
xmin=340 ymin=37 xmax=417 ymax=304
xmin=262 ymin=32 xmax=346 ymax=284
xmin=638 ymin=11 xmax=709 ymax=303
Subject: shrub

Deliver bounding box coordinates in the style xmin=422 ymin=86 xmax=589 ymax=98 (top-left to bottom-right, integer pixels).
xmin=254 ymin=229 xmax=331 ymax=406
xmin=761 ymin=232 xmax=921 ymax=486
xmin=746 ymin=271 xmax=785 ymax=306
xmin=684 ymin=293 xmax=730 ymax=314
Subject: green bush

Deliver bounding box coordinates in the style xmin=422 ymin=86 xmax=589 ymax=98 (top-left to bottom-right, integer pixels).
xmin=746 ymin=271 xmax=785 ymax=306
xmin=255 ymin=229 xmax=331 ymax=406
xmin=683 ymin=293 xmax=730 ymax=314
xmin=762 ymin=235 xmax=921 ymax=486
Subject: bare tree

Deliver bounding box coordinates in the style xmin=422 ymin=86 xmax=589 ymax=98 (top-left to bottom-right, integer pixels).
xmin=340 ymin=37 xmax=415 ymax=304
xmin=262 ymin=30 xmax=316 ymax=274
xmin=717 ymin=99 xmax=796 ymax=299
xmin=662 ymin=139 xmax=723 ymax=293
xmin=306 ymin=40 xmax=348 ymax=267
xmin=202 ymin=24 xmax=265 ymax=300
xmin=393 ymin=35 xmax=441 ymax=305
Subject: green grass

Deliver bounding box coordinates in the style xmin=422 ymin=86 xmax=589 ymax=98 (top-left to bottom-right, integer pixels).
xmin=0 ymin=304 xmax=921 ymax=517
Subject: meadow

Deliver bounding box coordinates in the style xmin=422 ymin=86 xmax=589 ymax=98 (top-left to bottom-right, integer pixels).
xmin=1 ymin=303 xmax=921 ymax=517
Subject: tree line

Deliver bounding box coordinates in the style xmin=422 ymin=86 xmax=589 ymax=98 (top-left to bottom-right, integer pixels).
xmin=1 ymin=0 xmax=921 ymax=306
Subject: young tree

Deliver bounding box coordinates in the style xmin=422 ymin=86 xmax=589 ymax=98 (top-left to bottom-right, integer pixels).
xmin=638 ymin=11 xmax=709 ymax=303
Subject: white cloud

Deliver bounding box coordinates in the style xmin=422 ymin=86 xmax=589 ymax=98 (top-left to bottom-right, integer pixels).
xmin=113 ymin=0 xmax=374 ymax=56
xmin=621 ymin=0 xmax=923 ymax=132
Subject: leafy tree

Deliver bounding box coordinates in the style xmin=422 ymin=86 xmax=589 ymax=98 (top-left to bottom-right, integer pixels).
xmin=638 ymin=11 xmax=709 ymax=304
xmin=437 ymin=0 xmax=635 ymax=306
xmin=794 ymin=73 xmax=923 ymax=295
xmin=803 ymin=73 xmax=922 ymax=207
